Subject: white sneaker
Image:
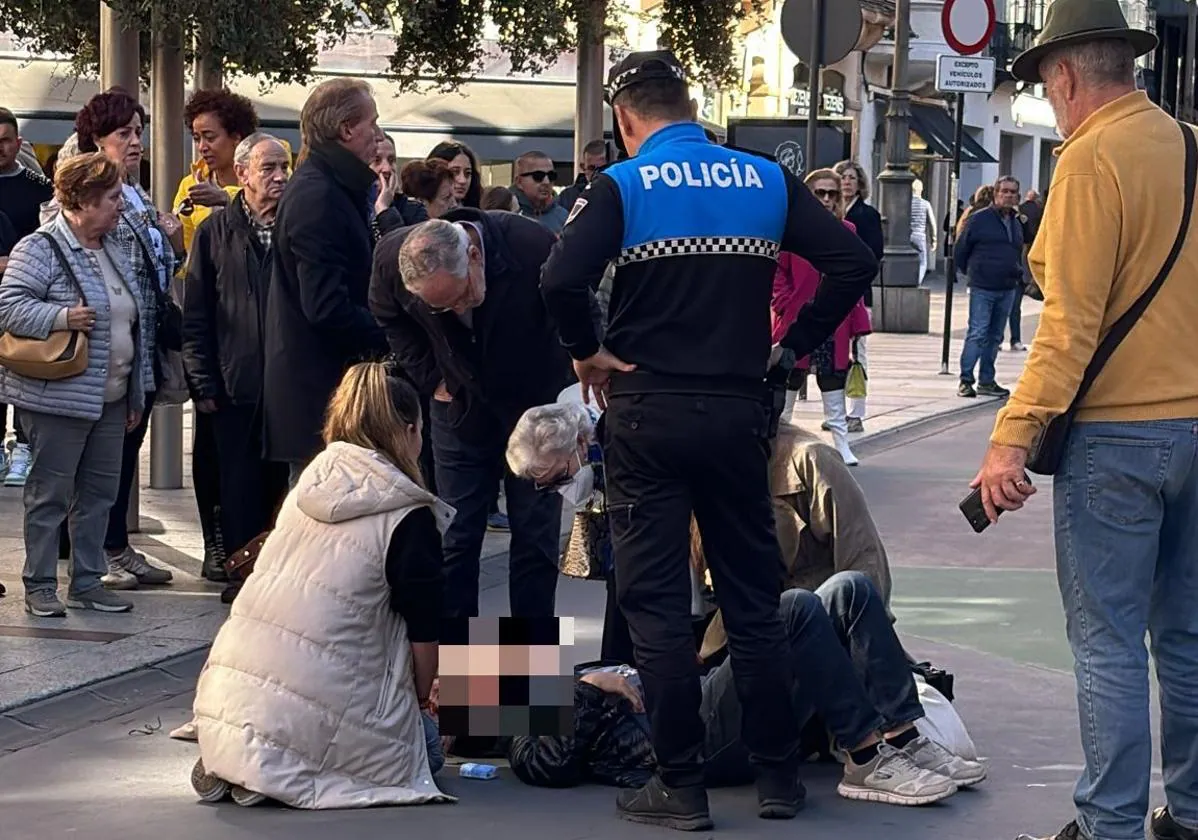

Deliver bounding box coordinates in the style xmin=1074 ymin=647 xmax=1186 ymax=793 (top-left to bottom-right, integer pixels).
xmin=101 ymin=559 xmax=139 ymax=590
xmin=5 ymin=442 xmax=31 ymax=487
xmin=837 ymin=743 xmax=957 ymax=806
xmin=903 ymin=734 xmax=987 ymax=787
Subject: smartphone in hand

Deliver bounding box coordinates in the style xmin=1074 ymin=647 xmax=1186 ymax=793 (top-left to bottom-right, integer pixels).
xmin=959 ymin=474 xmax=1033 ymax=534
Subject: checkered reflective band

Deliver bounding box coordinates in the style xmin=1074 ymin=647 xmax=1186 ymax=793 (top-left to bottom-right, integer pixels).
xmin=615 ymin=236 xmax=781 ymax=266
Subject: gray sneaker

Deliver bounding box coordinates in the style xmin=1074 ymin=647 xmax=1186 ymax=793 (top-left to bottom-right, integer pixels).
xmin=903 ymin=734 xmax=987 ymax=787
xmin=25 ymin=589 xmax=67 ymax=617
xmin=837 ymin=743 xmax=957 ymax=806
xmin=67 ymin=587 xmax=133 ymax=613
xmin=111 ymin=546 xmax=173 ymax=585
xmin=101 ymin=558 xmax=139 ymax=590
xmin=5 ymin=442 xmax=31 ymax=487
xmin=191 ymin=758 xmax=230 ymax=802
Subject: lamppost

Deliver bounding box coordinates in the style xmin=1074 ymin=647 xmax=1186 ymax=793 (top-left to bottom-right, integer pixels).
xmin=874 ymin=0 xmax=928 ymax=332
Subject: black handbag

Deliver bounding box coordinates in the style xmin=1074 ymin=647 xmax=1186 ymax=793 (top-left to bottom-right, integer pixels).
xmin=1027 ymin=122 xmax=1197 ymax=476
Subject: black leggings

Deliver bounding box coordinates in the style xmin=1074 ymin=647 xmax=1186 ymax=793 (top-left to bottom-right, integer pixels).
xmin=787 ymin=369 xmax=847 ymax=393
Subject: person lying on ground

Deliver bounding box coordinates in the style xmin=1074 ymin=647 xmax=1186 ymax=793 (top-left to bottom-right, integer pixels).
xmin=510 ymin=571 xmax=984 ymax=806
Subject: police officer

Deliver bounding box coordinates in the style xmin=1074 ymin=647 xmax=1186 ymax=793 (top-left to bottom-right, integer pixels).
xmin=540 ymin=51 xmax=878 ymax=831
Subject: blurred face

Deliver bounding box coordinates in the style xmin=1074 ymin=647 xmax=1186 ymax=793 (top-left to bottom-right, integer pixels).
xmin=809 ymin=178 xmax=841 ymax=216
xmin=78 ymin=183 xmax=125 ymax=234
xmin=426 ymin=179 xmax=457 ymax=219
xmin=237 ymin=140 xmax=291 ymax=209
xmin=529 ymin=444 xmax=586 ymax=491
xmin=0 ymin=122 xmax=20 ymax=172
xmin=516 ymin=155 xmax=557 ymax=205
xmin=341 ymin=94 xmax=380 ymax=165
xmin=839 ymin=166 xmax=859 ymax=202
xmin=191 ymin=111 xmax=241 ymax=173
xmin=446 ymin=152 xmax=473 ymax=201
xmin=994 ymin=180 xmax=1020 ymax=210
xmin=412 ymin=238 xmax=486 ymax=316
xmin=97 ymin=112 xmax=143 ymax=174
xmin=582 ymin=151 xmax=606 ymax=181
xmin=372 ymin=137 xmax=396 ymax=179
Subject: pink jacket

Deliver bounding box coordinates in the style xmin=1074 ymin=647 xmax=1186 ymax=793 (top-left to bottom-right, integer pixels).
xmin=771 ymin=220 xmax=872 ymax=371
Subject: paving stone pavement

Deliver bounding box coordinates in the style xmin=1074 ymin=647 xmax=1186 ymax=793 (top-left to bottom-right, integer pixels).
xmin=0 ymin=280 xmax=1037 ymax=712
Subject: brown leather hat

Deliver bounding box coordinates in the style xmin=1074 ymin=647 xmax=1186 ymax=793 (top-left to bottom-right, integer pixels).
xmin=1011 ymin=0 xmax=1157 ymax=85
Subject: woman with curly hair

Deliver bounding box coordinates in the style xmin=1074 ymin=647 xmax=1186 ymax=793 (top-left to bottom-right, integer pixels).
xmin=173 ymin=89 xmax=261 ymax=252
xmin=399 ymin=158 xmax=457 ymax=219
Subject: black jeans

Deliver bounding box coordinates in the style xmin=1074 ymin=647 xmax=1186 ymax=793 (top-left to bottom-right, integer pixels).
xmin=429 ymin=400 xmax=560 ymax=618
xmin=1008 ymin=289 xmax=1024 ymax=344
xmin=418 ymin=395 xmax=437 ymax=495
xmin=192 ymin=409 xmax=223 ymax=554
xmin=103 ymin=389 xmax=156 ymax=552
xmin=211 ymin=402 xmax=287 ymax=554
xmin=701 ymin=571 xmax=925 ymax=786
xmin=603 ymin=391 xmax=800 ymax=789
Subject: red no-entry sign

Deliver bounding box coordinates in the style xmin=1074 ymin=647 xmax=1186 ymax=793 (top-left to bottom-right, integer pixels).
xmin=941 ymin=0 xmax=997 ymax=56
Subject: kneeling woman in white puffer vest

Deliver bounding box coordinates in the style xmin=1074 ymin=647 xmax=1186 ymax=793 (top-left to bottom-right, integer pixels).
xmin=189 ymin=361 xmax=456 ymax=809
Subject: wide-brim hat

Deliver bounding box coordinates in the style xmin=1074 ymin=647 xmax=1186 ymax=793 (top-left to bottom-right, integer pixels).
xmin=1011 ymin=0 xmax=1158 ymax=85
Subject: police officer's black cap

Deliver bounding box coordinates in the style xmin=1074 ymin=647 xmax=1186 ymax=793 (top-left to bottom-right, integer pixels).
xmin=604 ymin=50 xmax=688 ymax=105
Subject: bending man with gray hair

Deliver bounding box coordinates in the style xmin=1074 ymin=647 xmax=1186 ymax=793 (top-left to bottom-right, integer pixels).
xmin=183 ymin=133 xmax=292 ymax=601
xmin=970 ymin=3 xmax=1198 ymax=840
xmin=369 ymin=210 xmax=575 ymax=619
xmin=262 ymin=78 xmax=389 ymax=483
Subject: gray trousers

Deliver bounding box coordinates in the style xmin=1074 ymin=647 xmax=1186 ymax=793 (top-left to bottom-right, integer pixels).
xmin=19 ymin=400 xmax=127 ymax=596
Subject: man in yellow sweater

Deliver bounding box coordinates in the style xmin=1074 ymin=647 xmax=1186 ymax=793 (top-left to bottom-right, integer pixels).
xmin=970 ymin=3 xmax=1198 ymax=840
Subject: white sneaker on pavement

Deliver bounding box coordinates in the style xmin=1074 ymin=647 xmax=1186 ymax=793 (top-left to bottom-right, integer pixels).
xmin=837 ymin=743 xmax=957 ymax=806
xmin=903 ymin=734 xmax=987 ymax=787
xmin=5 ymin=442 xmax=31 ymax=487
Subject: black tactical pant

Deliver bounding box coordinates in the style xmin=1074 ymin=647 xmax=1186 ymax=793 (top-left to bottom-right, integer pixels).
xmin=602 ymin=390 xmax=801 ymax=790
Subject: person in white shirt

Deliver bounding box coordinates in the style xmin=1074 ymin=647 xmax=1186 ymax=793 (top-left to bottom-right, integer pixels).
xmin=910 ymin=179 xmax=937 ymax=285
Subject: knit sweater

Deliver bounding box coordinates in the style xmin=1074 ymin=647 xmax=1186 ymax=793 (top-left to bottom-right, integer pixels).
xmin=992 ymin=92 xmax=1198 ymax=449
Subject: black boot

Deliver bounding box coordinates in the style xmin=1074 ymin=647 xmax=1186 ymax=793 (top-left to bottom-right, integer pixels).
xmin=616 ymin=776 xmax=713 ymax=832
xmin=201 ymin=506 xmax=228 ymax=582
xmin=219 ymin=581 xmax=242 ymax=605
xmin=755 ymin=766 xmax=805 ymax=820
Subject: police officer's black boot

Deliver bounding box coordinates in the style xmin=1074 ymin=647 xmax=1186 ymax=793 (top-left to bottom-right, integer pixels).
xmin=755 ymin=765 xmax=806 ymax=820
xmin=616 ymin=776 xmax=713 ymax=832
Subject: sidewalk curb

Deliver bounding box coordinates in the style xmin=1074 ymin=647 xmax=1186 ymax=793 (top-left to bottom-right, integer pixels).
xmin=852 ymin=395 xmax=1003 ymax=456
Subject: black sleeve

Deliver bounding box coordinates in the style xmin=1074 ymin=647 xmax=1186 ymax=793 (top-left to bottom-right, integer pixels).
xmin=384 ymin=506 xmax=444 ymax=642
xmin=375 ymin=206 xmax=405 ymax=236
xmin=540 ymin=174 xmax=624 ymax=361
xmin=368 ymin=235 xmax=442 ymax=399
xmin=181 ymin=220 xmax=223 ymax=400
xmin=777 ymin=171 xmax=880 ymax=360
xmin=858 ymin=206 xmax=885 ymax=261
xmin=508 ymin=681 xmax=608 ymax=788
xmin=0 ymin=211 xmax=15 ymax=259
xmin=399 ymin=196 xmax=430 ymax=226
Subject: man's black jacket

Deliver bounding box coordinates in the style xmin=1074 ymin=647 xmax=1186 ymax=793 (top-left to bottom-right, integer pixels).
xmin=262 ymin=144 xmax=389 ymax=463
xmin=182 ymin=197 xmax=270 ymax=407
xmin=369 ymin=207 xmax=574 ymax=441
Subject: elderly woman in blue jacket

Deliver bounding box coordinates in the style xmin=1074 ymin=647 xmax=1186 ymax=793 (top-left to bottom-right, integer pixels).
xmin=0 ymin=152 xmax=149 ymax=618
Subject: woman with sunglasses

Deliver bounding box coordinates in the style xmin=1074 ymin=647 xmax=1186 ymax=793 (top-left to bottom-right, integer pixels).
xmin=512 ymin=151 xmax=569 ymax=235
xmin=772 ymin=168 xmax=871 ymax=466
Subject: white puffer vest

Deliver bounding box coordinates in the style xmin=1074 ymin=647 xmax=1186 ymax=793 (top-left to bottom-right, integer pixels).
xmin=194 ymin=442 xmax=456 ymax=809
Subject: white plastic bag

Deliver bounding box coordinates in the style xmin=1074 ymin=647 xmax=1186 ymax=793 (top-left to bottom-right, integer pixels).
xmin=913 ymin=675 xmax=978 ymax=761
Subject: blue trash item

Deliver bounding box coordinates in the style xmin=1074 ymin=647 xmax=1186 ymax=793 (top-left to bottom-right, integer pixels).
xmin=459 ymin=763 xmax=499 ymax=780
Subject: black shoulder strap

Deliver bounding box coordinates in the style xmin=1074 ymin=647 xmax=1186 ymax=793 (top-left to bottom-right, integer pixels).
xmin=36 ymin=232 xmax=89 ymax=307
xmin=1064 ymin=121 xmax=1197 ymax=415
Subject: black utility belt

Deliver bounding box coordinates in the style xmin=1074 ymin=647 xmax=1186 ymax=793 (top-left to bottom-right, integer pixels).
xmin=608 ymin=371 xmax=768 ymax=401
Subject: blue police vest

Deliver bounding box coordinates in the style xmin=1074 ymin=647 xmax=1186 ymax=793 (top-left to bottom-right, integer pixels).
xmin=603 ymin=122 xmax=790 ymax=266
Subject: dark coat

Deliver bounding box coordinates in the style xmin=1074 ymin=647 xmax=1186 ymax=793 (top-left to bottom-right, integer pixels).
xmin=182 ymin=197 xmax=270 ymax=407
xmin=263 ymin=144 xmax=389 ymax=464
xmin=955 ymin=206 xmax=1025 ymax=292
xmin=369 ymin=207 xmax=574 ymax=443
xmin=844 ymin=199 xmax=883 ymax=307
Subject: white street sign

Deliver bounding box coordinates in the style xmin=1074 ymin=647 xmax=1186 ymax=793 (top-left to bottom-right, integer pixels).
xmin=935 ymin=54 xmax=997 ymax=94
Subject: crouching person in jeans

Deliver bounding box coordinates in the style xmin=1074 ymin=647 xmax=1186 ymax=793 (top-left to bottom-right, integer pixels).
xmin=0 ymin=153 xmax=148 ymax=617
xmin=512 ymin=571 xmax=985 ymax=806
xmin=189 ymin=362 xmax=454 ymax=809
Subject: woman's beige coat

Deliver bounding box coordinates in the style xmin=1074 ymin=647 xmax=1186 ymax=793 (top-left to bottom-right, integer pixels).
xmin=194 ymin=441 xmax=456 ymax=809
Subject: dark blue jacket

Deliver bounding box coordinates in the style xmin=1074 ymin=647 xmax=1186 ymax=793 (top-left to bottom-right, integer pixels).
xmin=955 ymin=206 xmax=1024 ymax=291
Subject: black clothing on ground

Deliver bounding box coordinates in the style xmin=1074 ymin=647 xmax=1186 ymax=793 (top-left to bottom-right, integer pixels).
xmin=370 ymin=206 xmax=574 ymax=442
xmin=0 ymin=165 xmax=53 ymax=241
xmin=384 ymin=506 xmax=444 ymax=641
xmin=263 ymin=143 xmax=389 ymax=464
xmin=844 ymin=199 xmax=883 ymax=308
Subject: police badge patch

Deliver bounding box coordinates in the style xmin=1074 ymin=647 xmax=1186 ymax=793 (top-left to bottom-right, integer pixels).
xmin=565 ymin=197 xmax=588 ymax=226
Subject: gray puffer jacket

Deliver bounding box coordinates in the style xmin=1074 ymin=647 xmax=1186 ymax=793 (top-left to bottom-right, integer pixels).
xmin=0 ymin=215 xmax=148 ymax=420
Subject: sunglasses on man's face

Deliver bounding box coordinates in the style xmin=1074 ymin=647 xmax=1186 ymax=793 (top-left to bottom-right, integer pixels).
xmin=520 ymin=170 xmax=558 ymax=184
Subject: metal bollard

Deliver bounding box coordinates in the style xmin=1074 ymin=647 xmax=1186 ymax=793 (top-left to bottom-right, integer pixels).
xmin=149 ymin=405 xmax=185 ymax=489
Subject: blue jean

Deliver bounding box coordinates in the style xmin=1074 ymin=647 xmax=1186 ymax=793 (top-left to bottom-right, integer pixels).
xmin=959 ymin=287 xmax=1017 ymax=385
xmin=422 ymin=711 xmax=444 ymax=775
xmin=1055 ymin=420 xmax=1198 ymax=840
xmin=429 ymin=401 xmax=560 ymax=618
xmin=700 ymin=572 xmax=924 ymax=786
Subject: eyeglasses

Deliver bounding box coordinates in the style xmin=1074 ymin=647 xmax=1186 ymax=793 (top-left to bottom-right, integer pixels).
xmin=812 ymin=189 xmax=839 ymax=200
xmin=425 ymin=273 xmax=476 ymax=315
xmin=534 ymin=451 xmax=582 ymax=492
xmin=519 ymin=170 xmax=558 ymax=184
